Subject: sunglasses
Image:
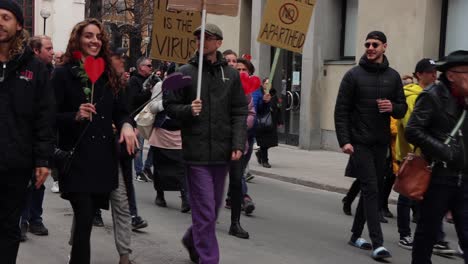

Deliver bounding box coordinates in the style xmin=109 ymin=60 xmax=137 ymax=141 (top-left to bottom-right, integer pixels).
xmin=145 ymin=64 xmax=153 ymax=68
xmin=364 ymin=42 xmax=380 ymax=49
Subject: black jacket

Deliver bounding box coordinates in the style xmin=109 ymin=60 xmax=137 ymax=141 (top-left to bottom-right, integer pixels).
xmin=164 ymin=52 xmax=248 ymax=164
xmin=53 ymin=63 xmax=132 ymax=193
xmin=334 ymin=55 xmax=407 ymax=147
xmin=406 ymin=81 xmax=468 ymax=186
xmin=0 ymin=46 xmax=55 ymax=170
xmin=126 ymin=73 xmax=152 ymax=113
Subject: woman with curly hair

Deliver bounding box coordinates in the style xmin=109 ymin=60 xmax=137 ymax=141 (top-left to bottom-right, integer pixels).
xmin=52 ymin=18 xmax=138 ymax=264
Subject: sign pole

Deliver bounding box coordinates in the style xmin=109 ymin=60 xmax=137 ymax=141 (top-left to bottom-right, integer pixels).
xmin=196 ymin=0 xmax=207 ymax=100
xmin=267 ymin=47 xmax=281 ymax=92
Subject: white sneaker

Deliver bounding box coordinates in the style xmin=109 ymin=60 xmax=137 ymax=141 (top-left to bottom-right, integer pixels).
xmin=51 ymin=181 xmax=59 ymax=193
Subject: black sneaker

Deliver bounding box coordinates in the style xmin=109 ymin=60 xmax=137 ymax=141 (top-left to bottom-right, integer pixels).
xmin=398 ymin=236 xmax=413 ymax=250
xmin=379 ymin=213 xmax=388 ymax=223
xmin=135 ymin=172 xmax=148 ymax=182
xmin=225 ymin=197 xmax=232 ymax=209
xmin=20 ymin=223 xmax=28 ymax=242
xmin=93 ymin=215 xmax=104 ymax=227
xmin=433 ymin=241 xmax=456 ymax=256
xmin=262 ymin=161 xmax=272 ymax=168
xmin=29 ymin=222 xmax=49 ymax=236
xmin=132 ymin=215 xmax=148 ymax=230
xmin=243 ymin=195 xmax=255 ymax=215
xmin=245 ymin=173 xmax=255 ymax=182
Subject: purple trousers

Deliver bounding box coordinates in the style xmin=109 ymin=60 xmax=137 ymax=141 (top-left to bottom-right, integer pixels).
xmin=183 ymin=165 xmax=228 ymax=264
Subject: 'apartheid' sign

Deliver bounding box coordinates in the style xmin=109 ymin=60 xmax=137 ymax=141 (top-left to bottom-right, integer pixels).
xmin=151 ymin=0 xmax=201 ymax=64
xmin=257 ymin=0 xmax=316 ymax=53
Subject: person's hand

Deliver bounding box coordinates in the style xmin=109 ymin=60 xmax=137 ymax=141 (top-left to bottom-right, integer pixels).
xmin=263 ymin=93 xmax=271 ymax=103
xmin=342 ymin=143 xmax=354 ymax=155
xmin=231 ymin=150 xmax=243 ymax=161
xmin=75 ymin=103 xmax=96 ymax=121
xmin=35 ymin=167 xmax=50 ymax=189
xmin=119 ymin=124 xmax=139 ymax=155
xmin=191 ymin=99 xmax=202 ymax=116
xmin=121 ymin=72 xmax=130 ymax=84
xmin=376 ymin=99 xmax=393 ymax=113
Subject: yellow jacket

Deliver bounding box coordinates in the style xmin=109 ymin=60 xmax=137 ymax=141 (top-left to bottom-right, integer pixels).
xmin=390 ymin=117 xmax=399 ymax=174
xmin=395 ymin=83 xmax=423 ymax=162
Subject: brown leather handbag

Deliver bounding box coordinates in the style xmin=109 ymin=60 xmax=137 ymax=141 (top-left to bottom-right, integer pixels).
xmin=393 ymin=151 xmax=431 ymax=201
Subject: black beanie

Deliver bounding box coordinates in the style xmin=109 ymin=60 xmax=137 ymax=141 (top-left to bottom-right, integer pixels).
xmin=0 ymin=1 xmax=24 ymax=26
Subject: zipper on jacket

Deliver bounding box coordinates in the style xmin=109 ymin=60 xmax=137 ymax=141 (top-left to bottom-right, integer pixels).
xmin=458 ymin=129 xmax=465 ymax=186
xmin=0 ymin=63 xmax=6 ymax=82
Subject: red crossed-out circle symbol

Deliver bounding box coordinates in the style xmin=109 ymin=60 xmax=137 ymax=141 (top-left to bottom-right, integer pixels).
xmin=279 ymin=3 xmax=299 ymax=25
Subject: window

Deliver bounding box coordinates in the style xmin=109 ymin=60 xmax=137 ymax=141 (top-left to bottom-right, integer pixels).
xmin=440 ymin=0 xmax=468 ymax=57
xmin=341 ymin=0 xmax=358 ymax=58
xmin=15 ymin=0 xmax=34 ymax=35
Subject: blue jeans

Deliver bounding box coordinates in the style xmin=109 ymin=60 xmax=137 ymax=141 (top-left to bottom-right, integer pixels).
xmin=21 ymin=175 xmax=44 ymax=225
xmin=134 ymin=134 xmax=153 ymax=174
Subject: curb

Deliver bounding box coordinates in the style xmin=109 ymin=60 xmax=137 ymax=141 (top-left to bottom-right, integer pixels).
xmin=250 ymin=169 xmax=398 ymax=205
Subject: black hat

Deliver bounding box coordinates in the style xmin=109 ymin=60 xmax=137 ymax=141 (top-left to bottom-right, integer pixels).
xmin=436 ymin=50 xmax=468 ymax=72
xmin=194 ymin=23 xmax=223 ymax=40
xmin=0 ymin=1 xmax=24 ymax=26
xmin=414 ymin=58 xmax=436 ymax=74
xmin=110 ymin=43 xmax=128 ymax=57
xmin=366 ymin=31 xmax=387 ymax=44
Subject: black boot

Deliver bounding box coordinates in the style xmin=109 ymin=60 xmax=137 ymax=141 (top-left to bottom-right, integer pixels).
xmin=155 ymin=192 xmax=167 ymax=207
xmin=255 ymin=150 xmax=262 ymax=164
xmin=180 ymin=190 xmax=190 ymax=213
xmin=229 ymin=222 xmax=250 ymax=239
xmin=342 ymin=196 xmax=352 ymax=216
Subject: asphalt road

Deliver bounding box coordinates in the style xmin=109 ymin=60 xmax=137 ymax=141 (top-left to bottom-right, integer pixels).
xmin=17 ymin=175 xmax=462 ymax=264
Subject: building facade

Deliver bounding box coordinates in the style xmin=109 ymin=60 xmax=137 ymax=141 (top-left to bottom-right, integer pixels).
xmin=244 ymin=0 xmax=463 ymax=150
xmin=17 ymin=0 xmax=85 ymax=53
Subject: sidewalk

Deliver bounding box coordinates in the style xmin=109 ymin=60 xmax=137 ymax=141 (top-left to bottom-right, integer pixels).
xmin=249 ymin=145 xmax=399 ymax=201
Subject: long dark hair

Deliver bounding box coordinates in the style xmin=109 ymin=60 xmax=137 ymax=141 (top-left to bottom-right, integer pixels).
xmin=64 ymin=18 xmax=120 ymax=94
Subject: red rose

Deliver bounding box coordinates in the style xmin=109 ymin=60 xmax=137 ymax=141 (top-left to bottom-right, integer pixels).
xmin=72 ymin=51 xmax=83 ymax=60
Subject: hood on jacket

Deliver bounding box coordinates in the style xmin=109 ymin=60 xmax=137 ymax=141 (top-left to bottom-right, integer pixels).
xmin=359 ymin=54 xmax=390 ymax=73
xmin=188 ymin=51 xmax=228 ymax=68
xmin=403 ymin=83 xmax=423 ymax=98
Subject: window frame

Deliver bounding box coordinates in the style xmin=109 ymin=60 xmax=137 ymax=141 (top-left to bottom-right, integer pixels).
xmin=15 ymin=0 xmax=35 ymax=35
xmin=339 ymin=0 xmax=357 ymax=60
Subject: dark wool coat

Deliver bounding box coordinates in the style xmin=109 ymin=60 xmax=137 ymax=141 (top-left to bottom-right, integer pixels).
xmin=53 ymin=63 xmax=132 ymax=195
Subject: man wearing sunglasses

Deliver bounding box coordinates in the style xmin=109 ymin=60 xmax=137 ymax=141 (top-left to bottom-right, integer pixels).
xmin=334 ymin=31 xmax=407 ymax=260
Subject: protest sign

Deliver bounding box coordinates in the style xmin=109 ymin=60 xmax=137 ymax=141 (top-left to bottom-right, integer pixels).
xmin=257 ymin=0 xmax=316 ymax=53
xmin=150 ymin=0 xmax=202 ymax=64
xmin=167 ymin=0 xmax=239 ymax=16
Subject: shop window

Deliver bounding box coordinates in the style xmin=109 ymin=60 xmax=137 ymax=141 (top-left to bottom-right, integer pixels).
xmin=440 ymin=0 xmax=468 ymax=57
xmin=15 ymin=0 xmax=34 ymax=35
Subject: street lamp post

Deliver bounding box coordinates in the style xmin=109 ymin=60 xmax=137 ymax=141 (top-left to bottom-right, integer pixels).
xmin=40 ymin=8 xmax=51 ymax=35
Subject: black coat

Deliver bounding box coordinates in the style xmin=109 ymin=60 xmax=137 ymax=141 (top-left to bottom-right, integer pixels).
xmin=334 ymin=55 xmax=407 ymax=147
xmin=164 ymin=52 xmax=248 ymax=165
xmin=253 ymin=88 xmax=283 ymax=148
xmin=53 ymin=63 xmax=132 ymax=194
xmin=0 ymin=46 xmax=55 ymax=170
xmin=406 ymin=81 xmax=468 ymax=186
xmin=126 ymin=73 xmax=152 ymax=113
